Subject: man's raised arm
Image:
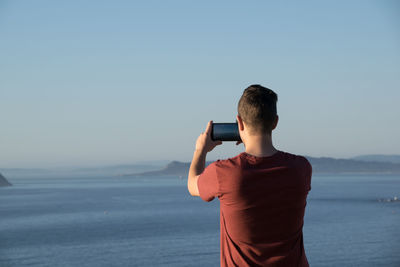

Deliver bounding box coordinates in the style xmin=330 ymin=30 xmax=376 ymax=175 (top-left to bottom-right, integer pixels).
xmin=187 ymin=120 xmax=222 ymax=196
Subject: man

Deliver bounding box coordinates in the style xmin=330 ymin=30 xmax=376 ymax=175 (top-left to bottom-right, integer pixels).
xmin=187 ymin=84 xmax=312 ymax=266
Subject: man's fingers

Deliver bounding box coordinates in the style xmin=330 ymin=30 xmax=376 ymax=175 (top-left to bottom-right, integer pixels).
xmin=205 ymin=120 xmax=213 ymax=135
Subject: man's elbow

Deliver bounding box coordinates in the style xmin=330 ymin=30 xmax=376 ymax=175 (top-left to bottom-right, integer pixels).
xmin=187 ymin=175 xmax=200 ymax=196
xmin=188 ymin=187 xmax=197 ymax=196
xmin=187 ymin=180 xmax=194 ymax=196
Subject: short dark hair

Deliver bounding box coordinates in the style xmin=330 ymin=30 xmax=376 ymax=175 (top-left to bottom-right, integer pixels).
xmin=237 ymin=84 xmax=278 ymax=135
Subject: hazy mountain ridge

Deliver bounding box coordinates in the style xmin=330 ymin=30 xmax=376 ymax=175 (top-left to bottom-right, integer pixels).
xmin=122 ymin=161 xmax=214 ymax=177
xmin=3 ymin=155 xmax=400 ymax=179
xmin=127 ymin=155 xmax=400 ymax=177
xmin=351 ymin=154 xmax=400 ymax=164
xmin=307 ymin=156 xmax=400 ymax=174
xmin=0 ymin=164 xmax=161 ymax=178
xmin=0 ymin=173 xmax=12 ymax=187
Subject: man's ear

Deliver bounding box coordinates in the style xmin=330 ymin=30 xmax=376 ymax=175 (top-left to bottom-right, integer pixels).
xmin=271 ymin=115 xmax=279 ymax=130
xmin=236 ymin=115 xmax=244 ymax=131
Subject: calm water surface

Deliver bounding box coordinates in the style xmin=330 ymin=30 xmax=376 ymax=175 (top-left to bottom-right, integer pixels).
xmin=1 ymin=174 xmax=399 ymax=266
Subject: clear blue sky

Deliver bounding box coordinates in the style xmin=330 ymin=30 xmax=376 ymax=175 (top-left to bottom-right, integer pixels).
xmin=1 ymin=1 xmax=399 ymax=168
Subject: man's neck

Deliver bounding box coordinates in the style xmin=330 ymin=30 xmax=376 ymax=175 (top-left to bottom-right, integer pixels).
xmin=244 ymin=135 xmax=278 ymax=157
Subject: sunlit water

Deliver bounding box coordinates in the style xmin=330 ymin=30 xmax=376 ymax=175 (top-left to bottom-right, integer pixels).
xmin=1 ymin=174 xmax=399 ymax=266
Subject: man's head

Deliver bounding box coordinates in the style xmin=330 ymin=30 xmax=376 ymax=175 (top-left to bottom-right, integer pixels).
xmin=237 ymin=84 xmax=278 ymax=137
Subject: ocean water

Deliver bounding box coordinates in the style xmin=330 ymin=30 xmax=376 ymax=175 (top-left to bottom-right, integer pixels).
xmin=1 ymin=174 xmax=399 ymax=267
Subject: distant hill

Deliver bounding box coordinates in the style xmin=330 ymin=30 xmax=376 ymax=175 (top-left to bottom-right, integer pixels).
xmin=0 ymin=173 xmax=12 ymax=187
xmin=0 ymin=164 xmax=160 ymax=178
xmin=124 ymin=161 xmax=214 ymax=177
xmin=126 ymin=155 xmax=400 ymax=177
xmin=4 ymin=155 xmax=400 ymax=179
xmin=351 ymin=154 xmax=400 ymax=164
xmin=307 ymin=156 xmax=400 ymax=174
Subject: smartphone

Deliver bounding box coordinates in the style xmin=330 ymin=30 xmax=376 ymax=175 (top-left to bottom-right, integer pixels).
xmin=211 ymin=122 xmax=241 ymax=142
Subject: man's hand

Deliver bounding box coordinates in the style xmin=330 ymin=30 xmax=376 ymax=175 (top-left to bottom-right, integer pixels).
xmin=195 ymin=120 xmax=223 ymax=153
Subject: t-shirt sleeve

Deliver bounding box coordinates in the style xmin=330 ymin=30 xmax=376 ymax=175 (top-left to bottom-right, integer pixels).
xmin=197 ymin=161 xmax=220 ymax=202
xmin=297 ymin=156 xmax=312 ymax=192
xmin=304 ymin=158 xmax=312 ymax=191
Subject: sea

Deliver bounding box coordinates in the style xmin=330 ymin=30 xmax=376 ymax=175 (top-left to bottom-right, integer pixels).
xmin=1 ymin=174 xmax=400 ymax=267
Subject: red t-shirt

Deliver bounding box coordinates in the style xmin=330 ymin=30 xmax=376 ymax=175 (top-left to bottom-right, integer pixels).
xmin=197 ymin=150 xmax=312 ymax=267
